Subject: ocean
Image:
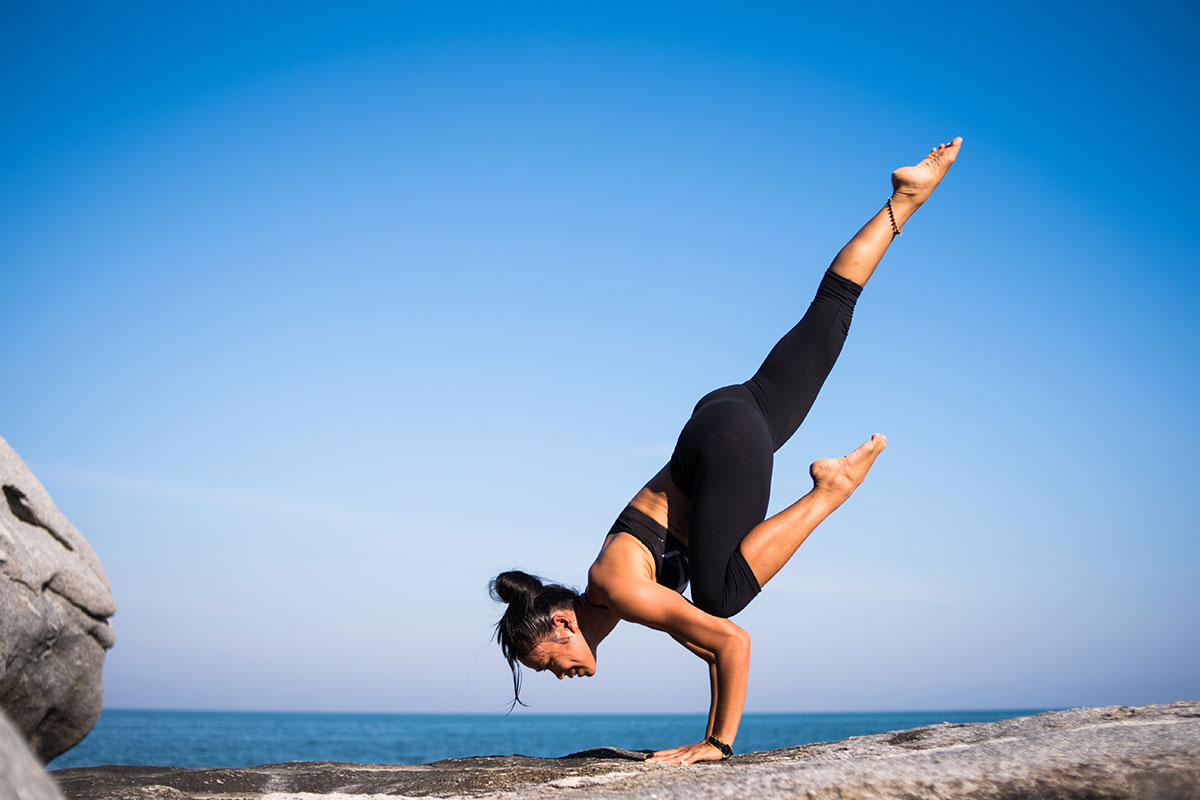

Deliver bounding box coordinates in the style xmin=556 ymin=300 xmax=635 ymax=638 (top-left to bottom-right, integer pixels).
xmin=47 ymin=708 xmax=1051 ymax=770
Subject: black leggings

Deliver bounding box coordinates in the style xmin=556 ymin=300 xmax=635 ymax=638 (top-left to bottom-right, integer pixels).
xmin=668 ymin=269 xmax=863 ymax=618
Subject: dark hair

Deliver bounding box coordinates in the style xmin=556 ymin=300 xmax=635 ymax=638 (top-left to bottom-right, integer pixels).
xmin=489 ymin=570 xmax=580 ymax=709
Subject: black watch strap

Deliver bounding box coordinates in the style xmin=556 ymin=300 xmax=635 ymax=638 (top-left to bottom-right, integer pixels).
xmin=704 ymin=734 xmax=733 ymax=759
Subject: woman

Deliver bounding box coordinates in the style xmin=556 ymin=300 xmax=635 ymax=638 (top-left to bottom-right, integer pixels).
xmin=490 ymin=138 xmax=963 ymax=764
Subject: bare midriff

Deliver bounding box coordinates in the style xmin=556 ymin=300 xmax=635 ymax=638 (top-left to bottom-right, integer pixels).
xmin=627 ymin=464 xmax=693 ymax=546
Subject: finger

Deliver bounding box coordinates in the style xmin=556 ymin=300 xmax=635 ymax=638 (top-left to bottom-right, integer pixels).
xmin=652 ymin=748 xmax=691 ymax=762
xmin=647 ymin=750 xmax=683 ymax=762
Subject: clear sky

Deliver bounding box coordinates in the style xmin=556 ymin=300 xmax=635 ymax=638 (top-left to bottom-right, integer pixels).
xmin=3 ymin=1 xmax=1197 ymax=715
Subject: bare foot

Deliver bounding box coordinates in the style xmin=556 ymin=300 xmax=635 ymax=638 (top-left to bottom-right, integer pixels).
xmin=810 ymin=433 xmax=887 ymax=500
xmin=890 ymin=137 xmax=963 ymax=206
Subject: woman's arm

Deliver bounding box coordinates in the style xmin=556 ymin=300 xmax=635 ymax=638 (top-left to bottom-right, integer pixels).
xmin=668 ymin=633 xmax=718 ymax=738
xmin=608 ymin=579 xmax=750 ymax=763
xmin=704 ymin=660 xmax=718 ymax=739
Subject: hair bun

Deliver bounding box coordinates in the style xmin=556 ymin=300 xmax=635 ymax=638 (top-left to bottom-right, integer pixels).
xmin=490 ymin=570 xmax=543 ymax=609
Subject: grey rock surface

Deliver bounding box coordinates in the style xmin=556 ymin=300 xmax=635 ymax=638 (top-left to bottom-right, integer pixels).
xmin=52 ymin=702 xmax=1200 ymax=799
xmin=1 ymin=708 xmax=67 ymax=800
xmin=0 ymin=436 xmax=116 ymax=763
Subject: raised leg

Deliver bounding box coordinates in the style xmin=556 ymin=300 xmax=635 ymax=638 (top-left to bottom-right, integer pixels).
xmin=829 ymin=137 xmax=963 ymax=287
xmin=743 ymin=269 xmax=861 ymax=452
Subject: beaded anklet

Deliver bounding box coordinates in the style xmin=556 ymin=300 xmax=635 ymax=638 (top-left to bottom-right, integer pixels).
xmin=886 ymin=197 xmax=903 ymax=237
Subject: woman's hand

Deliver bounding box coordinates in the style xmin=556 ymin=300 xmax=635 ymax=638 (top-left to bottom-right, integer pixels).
xmin=647 ymin=740 xmax=727 ymax=765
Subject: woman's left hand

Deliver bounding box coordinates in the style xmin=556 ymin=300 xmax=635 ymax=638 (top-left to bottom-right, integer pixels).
xmin=646 ymin=740 xmax=726 ymax=764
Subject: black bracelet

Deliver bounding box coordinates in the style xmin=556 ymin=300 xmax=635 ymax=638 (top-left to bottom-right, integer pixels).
xmin=704 ymin=734 xmax=733 ymax=759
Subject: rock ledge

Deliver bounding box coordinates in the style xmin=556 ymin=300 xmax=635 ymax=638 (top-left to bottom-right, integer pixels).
xmin=52 ymin=702 xmax=1200 ymax=800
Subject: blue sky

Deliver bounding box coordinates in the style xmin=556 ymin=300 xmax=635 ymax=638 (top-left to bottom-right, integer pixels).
xmin=3 ymin=1 xmax=1197 ymax=716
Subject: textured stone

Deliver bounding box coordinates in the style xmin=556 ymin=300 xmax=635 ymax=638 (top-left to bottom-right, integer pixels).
xmin=52 ymin=702 xmax=1200 ymax=799
xmin=0 ymin=435 xmax=116 ymax=763
xmin=1 ymin=708 xmax=67 ymax=800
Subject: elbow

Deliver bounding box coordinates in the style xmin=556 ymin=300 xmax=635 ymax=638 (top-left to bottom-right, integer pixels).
xmin=736 ymin=626 xmax=751 ymax=658
xmin=723 ymin=622 xmax=750 ymax=662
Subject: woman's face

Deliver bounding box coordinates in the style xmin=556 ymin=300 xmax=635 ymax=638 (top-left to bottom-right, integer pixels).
xmin=519 ymin=611 xmax=596 ymax=680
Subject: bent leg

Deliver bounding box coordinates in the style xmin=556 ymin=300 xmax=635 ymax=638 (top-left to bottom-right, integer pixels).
xmin=678 ymin=424 xmax=888 ymax=611
xmin=738 ymin=434 xmax=886 ymax=588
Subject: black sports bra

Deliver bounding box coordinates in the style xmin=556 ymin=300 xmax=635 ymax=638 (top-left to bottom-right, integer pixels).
xmin=605 ymin=505 xmax=690 ymax=594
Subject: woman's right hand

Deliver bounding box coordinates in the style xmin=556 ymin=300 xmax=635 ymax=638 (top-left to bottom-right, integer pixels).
xmin=647 ymin=739 xmax=727 ymax=764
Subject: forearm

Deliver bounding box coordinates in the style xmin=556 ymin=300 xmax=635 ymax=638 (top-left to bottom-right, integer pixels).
xmin=667 ymin=633 xmax=720 ymax=737
xmin=710 ymin=629 xmax=750 ymax=745
xmin=705 ymin=662 xmax=718 ymax=737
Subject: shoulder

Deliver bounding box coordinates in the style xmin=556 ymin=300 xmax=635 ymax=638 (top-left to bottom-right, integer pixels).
xmin=586 ymin=532 xmax=655 ymax=605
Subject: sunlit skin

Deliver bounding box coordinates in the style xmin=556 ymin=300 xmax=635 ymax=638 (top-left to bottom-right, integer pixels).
xmin=520 ymin=139 xmax=963 ymax=764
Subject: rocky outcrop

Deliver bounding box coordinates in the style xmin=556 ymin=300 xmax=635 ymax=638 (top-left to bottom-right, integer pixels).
xmin=1 ymin=709 xmax=66 ymax=800
xmin=52 ymin=702 xmax=1200 ymax=799
xmin=0 ymin=436 xmax=116 ymax=763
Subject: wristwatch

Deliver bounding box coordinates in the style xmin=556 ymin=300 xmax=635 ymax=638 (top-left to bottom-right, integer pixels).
xmin=704 ymin=734 xmax=733 ymax=759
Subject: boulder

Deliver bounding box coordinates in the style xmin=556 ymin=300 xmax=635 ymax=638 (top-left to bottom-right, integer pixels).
xmin=0 ymin=708 xmax=66 ymax=800
xmin=51 ymin=702 xmax=1200 ymax=799
xmin=0 ymin=435 xmax=116 ymax=762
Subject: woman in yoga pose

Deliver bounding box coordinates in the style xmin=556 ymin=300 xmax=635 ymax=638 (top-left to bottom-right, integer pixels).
xmin=490 ymin=138 xmax=963 ymax=764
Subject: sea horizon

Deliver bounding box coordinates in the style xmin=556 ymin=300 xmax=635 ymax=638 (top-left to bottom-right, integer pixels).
xmin=49 ymin=707 xmax=1056 ymax=771
xmin=92 ymin=704 xmax=1061 ymax=715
